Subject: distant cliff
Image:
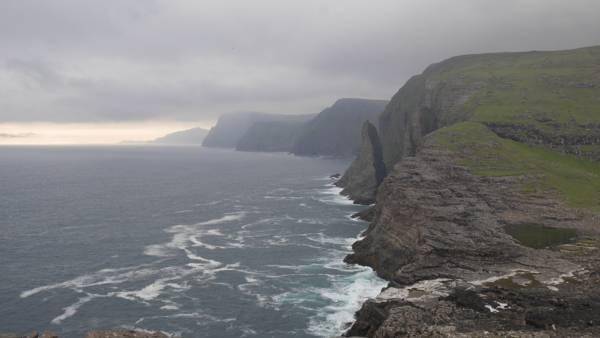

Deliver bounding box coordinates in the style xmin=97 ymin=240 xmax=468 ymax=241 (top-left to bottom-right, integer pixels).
xmin=204 ymin=98 xmax=387 ymax=157
xmin=235 ymin=117 xmax=312 ymax=152
xmin=151 ymin=127 xmax=208 ymax=145
xmin=291 ymin=98 xmax=388 ymax=157
xmin=202 ymin=112 xmax=273 ymax=148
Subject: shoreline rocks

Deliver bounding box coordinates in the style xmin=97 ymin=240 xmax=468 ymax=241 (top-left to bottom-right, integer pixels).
xmin=0 ymin=330 xmax=177 ymax=338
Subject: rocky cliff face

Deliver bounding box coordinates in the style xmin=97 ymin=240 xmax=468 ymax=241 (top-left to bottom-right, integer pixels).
xmin=341 ymin=46 xmax=600 ymax=337
xmin=341 ymin=46 xmax=600 ymax=202
xmin=345 ymin=139 xmax=600 ymax=337
xmin=336 ymin=121 xmax=386 ymax=204
xmin=291 ymin=98 xmax=388 ymax=157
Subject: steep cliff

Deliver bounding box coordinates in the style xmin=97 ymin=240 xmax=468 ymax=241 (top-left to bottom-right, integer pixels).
xmin=341 ymin=45 xmax=600 ymax=206
xmin=202 ymin=112 xmax=312 ymax=149
xmin=235 ymin=119 xmax=310 ymax=152
xmin=343 ymin=46 xmax=600 ymax=337
xmin=335 ymin=121 xmax=386 ymax=204
xmin=291 ymin=98 xmax=388 ymax=157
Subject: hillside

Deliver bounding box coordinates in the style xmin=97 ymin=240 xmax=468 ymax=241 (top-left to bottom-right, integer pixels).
xmin=291 ymin=98 xmax=388 ymax=157
xmin=340 ymin=46 xmax=600 ymax=337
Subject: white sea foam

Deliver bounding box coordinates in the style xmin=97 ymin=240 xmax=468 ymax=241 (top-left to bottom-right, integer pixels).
xmin=306 ymin=269 xmax=387 ymax=337
xmin=51 ymin=294 xmax=97 ymax=324
xmin=160 ymin=304 xmax=179 ymax=311
xmin=21 ymin=264 xmax=157 ymax=298
xmin=314 ymin=185 xmax=355 ymax=206
xmin=144 ymin=212 xmax=246 ymax=257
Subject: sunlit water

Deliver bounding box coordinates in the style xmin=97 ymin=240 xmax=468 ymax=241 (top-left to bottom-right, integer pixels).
xmin=0 ymin=146 xmax=386 ymax=337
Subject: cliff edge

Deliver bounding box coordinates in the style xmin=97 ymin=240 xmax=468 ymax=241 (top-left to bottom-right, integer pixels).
xmin=342 ymin=46 xmax=600 ymax=337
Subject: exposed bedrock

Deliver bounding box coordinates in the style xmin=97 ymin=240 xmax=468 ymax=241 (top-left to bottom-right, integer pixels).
xmin=343 ymin=142 xmax=600 ymax=337
xmin=336 ymin=121 xmax=387 ymax=204
xmin=485 ymin=122 xmax=600 ymax=160
xmin=346 ymin=140 xmax=597 ymax=282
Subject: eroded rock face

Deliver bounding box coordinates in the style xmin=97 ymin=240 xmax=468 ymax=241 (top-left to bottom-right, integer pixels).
xmin=346 ymin=140 xmax=597 ymax=284
xmin=377 ymin=65 xmax=483 ymax=170
xmin=486 ymin=122 xmax=600 ymax=160
xmin=343 ymin=141 xmax=600 ymax=337
xmin=337 ymin=121 xmax=386 ymax=204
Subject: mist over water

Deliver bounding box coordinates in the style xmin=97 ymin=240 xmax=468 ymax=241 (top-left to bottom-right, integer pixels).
xmin=0 ymin=146 xmax=386 ymax=337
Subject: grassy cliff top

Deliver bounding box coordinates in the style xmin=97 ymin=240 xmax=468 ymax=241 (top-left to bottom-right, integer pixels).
xmin=431 ymin=46 xmax=600 ymax=132
xmin=431 ymin=121 xmax=600 ymax=211
xmin=421 ymin=47 xmax=600 ymax=212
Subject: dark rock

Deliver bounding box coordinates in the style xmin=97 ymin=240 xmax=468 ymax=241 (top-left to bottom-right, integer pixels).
xmin=291 ymin=98 xmax=388 ymax=158
xmin=337 ymin=121 xmax=386 ymax=204
xmin=446 ymin=288 xmax=488 ymax=312
xmin=351 ymin=206 xmax=377 ymax=222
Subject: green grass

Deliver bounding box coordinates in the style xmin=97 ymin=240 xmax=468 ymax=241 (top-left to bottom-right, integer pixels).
xmin=432 ymin=46 xmax=600 ymax=137
xmin=431 ymin=122 xmax=600 ymax=211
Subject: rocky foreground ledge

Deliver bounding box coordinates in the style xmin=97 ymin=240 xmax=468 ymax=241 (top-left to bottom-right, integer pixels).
xmin=0 ymin=330 xmax=177 ymax=338
xmin=337 ymin=144 xmax=600 ymax=337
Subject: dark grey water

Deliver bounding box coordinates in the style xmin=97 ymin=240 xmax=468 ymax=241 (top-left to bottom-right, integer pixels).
xmin=0 ymin=146 xmax=385 ymax=338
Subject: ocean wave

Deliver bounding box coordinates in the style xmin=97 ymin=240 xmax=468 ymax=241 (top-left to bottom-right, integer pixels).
xmin=306 ymin=269 xmax=387 ymax=337
xmin=144 ymin=212 xmax=246 ymax=257
xmin=51 ymin=293 xmax=97 ymax=325
xmin=21 ymin=263 xmax=158 ymax=298
xmin=314 ymin=185 xmax=355 ymax=206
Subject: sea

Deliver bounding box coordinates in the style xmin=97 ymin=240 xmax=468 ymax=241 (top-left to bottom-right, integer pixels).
xmin=0 ymin=146 xmax=386 ymax=338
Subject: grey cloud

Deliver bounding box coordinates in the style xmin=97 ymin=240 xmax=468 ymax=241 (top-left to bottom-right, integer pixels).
xmin=0 ymin=0 xmax=599 ymax=122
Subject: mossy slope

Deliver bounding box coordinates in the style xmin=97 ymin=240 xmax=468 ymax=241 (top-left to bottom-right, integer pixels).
xmin=431 ymin=121 xmax=600 ymax=211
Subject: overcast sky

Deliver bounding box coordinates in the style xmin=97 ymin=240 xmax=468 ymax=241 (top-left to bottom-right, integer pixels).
xmin=1 ymin=0 xmax=600 ymax=143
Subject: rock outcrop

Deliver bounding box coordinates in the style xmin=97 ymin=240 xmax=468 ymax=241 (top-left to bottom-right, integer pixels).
xmin=291 ymin=98 xmax=388 ymax=157
xmin=336 ymin=121 xmax=386 ymax=204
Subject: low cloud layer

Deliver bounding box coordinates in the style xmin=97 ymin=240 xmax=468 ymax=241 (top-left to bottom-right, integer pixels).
xmin=1 ymin=0 xmax=600 ymax=123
